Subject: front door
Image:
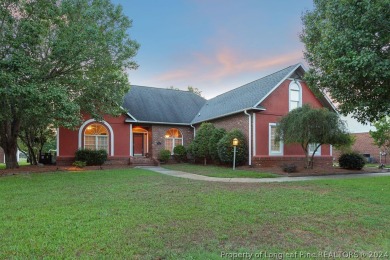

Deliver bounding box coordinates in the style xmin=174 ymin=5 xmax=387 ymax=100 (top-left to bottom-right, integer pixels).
xmin=133 ymin=133 xmax=144 ymax=156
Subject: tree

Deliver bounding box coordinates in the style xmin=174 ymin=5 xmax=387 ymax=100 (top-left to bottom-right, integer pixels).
xmin=0 ymin=0 xmax=139 ymax=168
xmin=208 ymin=127 xmax=226 ymax=163
xmin=301 ymin=0 xmax=390 ymax=123
xmin=168 ymin=86 xmax=203 ymax=97
xmin=276 ymin=105 xmax=351 ymax=169
xmin=191 ymin=122 xmax=215 ymax=165
xmin=370 ymin=117 xmax=390 ymax=156
xmin=217 ymin=129 xmax=248 ymax=166
xmin=187 ymin=86 xmax=202 ymax=97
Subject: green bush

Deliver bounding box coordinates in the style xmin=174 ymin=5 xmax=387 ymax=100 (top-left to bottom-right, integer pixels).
xmin=217 ymin=129 xmax=248 ymax=166
xmin=339 ymin=152 xmax=366 ymax=170
xmin=173 ymin=145 xmax=187 ymax=162
xmin=75 ymin=149 xmax=108 ymax=166
xmin=281 ymin=163 xmax=297 ymax=173
xmin=191 ymin=122 xmax=215 ymax=164
xmin=159 ymin=149 xmax=171 ymax=163
xmin=72 ymin=160 xmax=87 ymax=168
xmin=208 ymin=128 xmax=227 ymax=163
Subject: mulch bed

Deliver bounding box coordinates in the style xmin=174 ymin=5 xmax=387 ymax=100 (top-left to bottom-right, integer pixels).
xmin=0 ymin=164 xmax=135 ymax=177
xmin=239 ymin=165 xmax=386 ymax=177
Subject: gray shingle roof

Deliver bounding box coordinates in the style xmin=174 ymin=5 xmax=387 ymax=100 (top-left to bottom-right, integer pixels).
xmin=191 ymin=64 xmax=300 ymax=124
xmin=122 ymin=86 xmax=206 ymax=124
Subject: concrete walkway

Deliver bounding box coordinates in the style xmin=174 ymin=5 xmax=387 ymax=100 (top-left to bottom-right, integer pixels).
xmin=137 ymin=166 xmax=390 ymax=183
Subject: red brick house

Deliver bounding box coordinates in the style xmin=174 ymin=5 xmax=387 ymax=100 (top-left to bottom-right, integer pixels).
xmin=57 ymin=63 xmax=335 ymax=167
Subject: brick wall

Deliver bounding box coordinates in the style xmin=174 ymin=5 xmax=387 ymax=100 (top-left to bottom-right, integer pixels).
xmin=253 ymin=156 xmax=333 ymax=168
xmin=207 ymin=113 xmax=250 ymax=140
xmin=0 ymin=147 xmax=4 ymax=164
xmin=333 ymin=132 xmax=381 ymax=162
xmin=151 ymin=125 xmax=194 ymax=159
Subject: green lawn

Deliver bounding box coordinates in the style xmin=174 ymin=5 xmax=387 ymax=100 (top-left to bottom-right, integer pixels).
xmin=0 ymin=169 xmax=389 ymax=259
xmin=163 ymin=163 xmax=278 ymax=178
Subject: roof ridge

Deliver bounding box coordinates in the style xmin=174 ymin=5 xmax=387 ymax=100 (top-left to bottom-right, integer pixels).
xmin=131 ymin=84 xmax=198 ymax=95
xmin=206 ymin=63 xmax=299 ymax=102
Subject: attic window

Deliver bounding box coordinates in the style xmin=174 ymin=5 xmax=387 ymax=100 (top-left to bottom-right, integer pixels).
xmin=289 ymin=81 xmax=302 ymax=111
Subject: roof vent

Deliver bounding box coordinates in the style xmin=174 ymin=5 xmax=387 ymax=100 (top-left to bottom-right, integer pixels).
xmin=198 ymin=113 xmax=201 ymax=117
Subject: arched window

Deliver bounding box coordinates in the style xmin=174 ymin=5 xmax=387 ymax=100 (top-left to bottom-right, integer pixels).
xmin=289 ymin=81 xmax=302 ymax=111
xmin=84 ymin=123 xmax=109 ymax=153
xmin=165 ymin=128 xmax=183 ymax=154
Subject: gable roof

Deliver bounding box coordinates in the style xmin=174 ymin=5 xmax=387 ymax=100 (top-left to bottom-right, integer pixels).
xmin=122 ymin=85 xmax=206 ymax=124
xmin=191 ymin=63 xmax=303 ymax=124
xmin=122 ymin=63 xmax=335 ymax=125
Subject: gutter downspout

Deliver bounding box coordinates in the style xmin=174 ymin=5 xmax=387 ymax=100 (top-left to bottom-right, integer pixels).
xmin=190 ymin=124 xmax=196 ymax=138
xmin=244 ymin=110 xmax=252 ymax=166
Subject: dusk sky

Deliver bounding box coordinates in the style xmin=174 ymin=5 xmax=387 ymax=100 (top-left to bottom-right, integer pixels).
xmin=112 ymin=0 xmax=314 ymax=99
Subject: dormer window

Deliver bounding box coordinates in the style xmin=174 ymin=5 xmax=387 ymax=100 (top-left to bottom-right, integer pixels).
xmin=289 ymin=81 xmax=302 ymax=111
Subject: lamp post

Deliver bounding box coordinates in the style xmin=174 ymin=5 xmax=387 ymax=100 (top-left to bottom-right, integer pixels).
xmin=232 ymin=138 xmax=238 ymax=170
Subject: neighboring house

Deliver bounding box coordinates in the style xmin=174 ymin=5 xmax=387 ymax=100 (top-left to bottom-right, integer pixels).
xmin=0 ymin=147 xmax=4 ymax=164
xmin=334 ymin=114 xmax=381 ymax=162
xmin=57 ymin=63 xmax=335 ymax=167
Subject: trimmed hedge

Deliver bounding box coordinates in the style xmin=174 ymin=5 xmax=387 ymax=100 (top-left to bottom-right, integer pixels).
xmin=339 ymin=152 xmax=366 ymax=170
xmin=75 ymin=149 xmax=108 ymax=166
xmin=173 ymin=145 xmax=187 ymax=162
xmin=217 ymin=129 xmax=248 ymax=166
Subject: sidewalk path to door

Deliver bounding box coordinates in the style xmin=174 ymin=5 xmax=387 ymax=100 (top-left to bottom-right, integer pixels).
xmin=137 ymin=166 xmax=390 ymax=183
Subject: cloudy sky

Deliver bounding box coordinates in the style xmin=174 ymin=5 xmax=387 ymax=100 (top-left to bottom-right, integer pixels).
xmin=112 ymin=0 xmax=313 ymax=99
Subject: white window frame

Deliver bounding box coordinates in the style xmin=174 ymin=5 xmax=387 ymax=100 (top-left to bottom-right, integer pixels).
xmin=289 ymin=80 xmax=302 ymax=111
xmin=83 ymin=124 xmax=109 ymax=153
xmin=269 ymin=123 xmax=283 ymax=156
xmin=308 ymin=143 xmax=321 ymax=156
xmin=165 ymin=128 xmax=183 ymax=155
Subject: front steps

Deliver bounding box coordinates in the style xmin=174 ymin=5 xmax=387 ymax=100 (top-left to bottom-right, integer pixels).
xmin=130 ymin=156 xmax=159 ymax=166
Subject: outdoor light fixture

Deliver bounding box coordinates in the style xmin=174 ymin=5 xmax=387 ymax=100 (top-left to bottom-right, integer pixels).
xmin=232 ymin=138 xmax=238 ymax=170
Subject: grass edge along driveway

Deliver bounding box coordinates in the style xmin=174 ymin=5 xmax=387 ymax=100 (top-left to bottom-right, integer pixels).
xmin=163 ymin=163 xmax=279 ymax=178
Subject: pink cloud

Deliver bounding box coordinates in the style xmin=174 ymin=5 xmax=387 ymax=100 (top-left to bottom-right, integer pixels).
xmin=154 ymin=48 xmax=303 ymax=84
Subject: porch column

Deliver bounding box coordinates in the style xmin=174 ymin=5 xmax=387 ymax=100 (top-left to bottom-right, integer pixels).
xmin=130 ymin=124 xmax=133 ymax=156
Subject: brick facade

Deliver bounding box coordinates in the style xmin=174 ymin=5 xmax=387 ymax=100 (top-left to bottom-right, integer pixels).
xmin=333 ymin=132 xmax=381 ymax=162
xmin=206 ymin=113 xmax=250 ymax=140
xmin=0 ymin=147 xmax=4 ymax=163
xmin=151 ymin=125 xmax=194 ymax=160
xmin=253 ymin=156 xmax=333 ymax=168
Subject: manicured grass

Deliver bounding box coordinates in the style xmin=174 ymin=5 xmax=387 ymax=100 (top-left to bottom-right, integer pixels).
xmin=0 ymin=169 xmax=389 ymax=259
xmin=163 ymin=163 xmax=279 ymax=178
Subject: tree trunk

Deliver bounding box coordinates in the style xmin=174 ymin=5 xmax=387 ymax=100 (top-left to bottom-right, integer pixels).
xmin=203 ymin=157 xmax=207 ymax=166
xmin=4 ymin=141 xmax=19 ymax=169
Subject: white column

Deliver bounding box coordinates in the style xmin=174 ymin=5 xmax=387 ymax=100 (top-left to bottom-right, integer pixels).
xmin=130 ymin=124 xmax=133 ymax=156
xmin=253 ymin=114 xmax=256 ymax=156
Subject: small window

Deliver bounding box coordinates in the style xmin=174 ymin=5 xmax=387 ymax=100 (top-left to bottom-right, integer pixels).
xmin=84 ymin=123 xmax=109 ymax=153
xmin=269 ymin=123 xmax=283 ymax=155
xmin=289 ymin=81 xmax=301 ymax=111
xmin=165 ymin=128 xmax=183 ymax=154
xmin=308 ymin=143 xmax=321 ymax=156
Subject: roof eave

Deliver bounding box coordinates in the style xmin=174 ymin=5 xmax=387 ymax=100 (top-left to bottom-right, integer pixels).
xmin=124 ymin=119 xmax=191 ymax=126
xmin=191 ymin=107 xmax=266 ymax=125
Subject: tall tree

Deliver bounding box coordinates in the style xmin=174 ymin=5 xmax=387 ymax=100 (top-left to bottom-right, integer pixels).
xmin=370 ymin=117 xmax=390 ymax=156
xmin=0 ymin=0 xmax=139 ymax=168
xmin=301 ymin=0 xmax=390 ymax=123
xmin=276 ymin=105 xmax=352 ymax=168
